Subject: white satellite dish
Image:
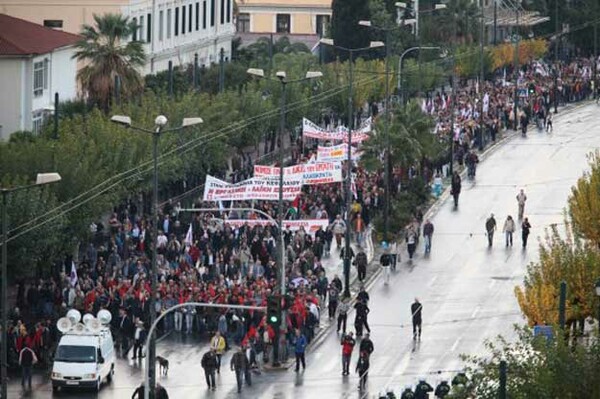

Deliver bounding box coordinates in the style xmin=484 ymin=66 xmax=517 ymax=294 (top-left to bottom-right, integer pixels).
xmin=97 ymin=309 xmax=112 ymax=325
xmin=87 ymin=318 xmax=102 ymax=333
xmin=82 ymin=313 xmax=95 ymax=326
xmin=66 ymin=309 xmax=82 ymax=325
xmin=57 ymin=317 xmax=73 ymax=333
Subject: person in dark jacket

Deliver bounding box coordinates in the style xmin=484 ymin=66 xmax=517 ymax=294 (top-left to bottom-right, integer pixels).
xmin=434 ymin=380 xmax=451 ymax=398
xmin=485 ymin=214 xmax=497 ymax=247
xmin=354 ymin=250 xmax=368 ymax=282
xmin=117 ymin=307 xmax=134 ymax=358
xmin=359 ymin=333 xmax=374 ymax=358
xmin=19 ymin=344 xmax=37 ymax=390
xmin=356 ymin=351 xmax=370 ymax=391
xmin=230 ymin=347 xmax=250 ymax=392
xmin=411 ymin=298 xmax=423 ymax=340
xmin=293 ymin=328 xmax=307 ymax=372
xmin=415 ymin=378 xmax=433 ymax=399
xmin=451 ymin=172 xmax=462 ymax=207
xmin=131 ymin=383 xmax=145 ymax=399
xmin=155 ymin=382 xmax=169 ymax=399
xmin=422 ymin=220 xmax=434 ymax=254
xmin=400 ymin=386 xmax=416 ymax=399
xmin=521 ymin=217 xmax=532 ymax=248
xmin=201 ymin=349 xmax=218 ymax=390
xmin=354 ymin=299 xmax=370 ymax=337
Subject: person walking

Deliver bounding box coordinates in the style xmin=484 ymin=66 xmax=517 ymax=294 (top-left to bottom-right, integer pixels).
xmin=209 ymin=331 xmax=226 ymax=373
xmin=201 ymin=348 xmax=218 ymax=390
xmin=451 ymin=172 xmax=462 ymax=207
xmin=340 ymin=332 xmax=355 ymax=375
xmin=354 ymin=299 xmax=370 ymax=337
xmin=485 ymin=214 xmax=497 ymax=247
xmin=19 ymin=343 xmax=37 ymax=390
xmin=293 ymin=328 xmax=307 ymax=372
xmin=401 ymin=386 xmax=416 ymax=399
xmin=503 ymin=215 xmax=516 ymax=247
xmin=131 ymin=383 xmax=146 ymax=399
xmin=415 ymin=378 xmax=434 ymax=399
xmin=356 ymin=350 xmax=370 ymax=391
xmin=331 ymin=215 xmax=346 ymax=249
xmin=406 ymin=225 xmax=418 ymax=260
xmin=132 ymin=319 xmax=146 ymax=360
xmin=411 ymin=298 xmax=423 ymax=340
xmin=379 ymin=243 xmax=392 ymax=284
xmin=545 ymin=112 xmax=553 ymax=132
xmin=230 ymin=346 xmax=250 ymax=393
xmin=434 ymin=380 xmax=451 ymax=398
xmin=516 ymin=189 xmax=527 ymax=220
xmin=522 ymin=217 xmax=532 ymax=248
xmin=359 ymin=333 xmax=374 ymax=358
xmin=337 ymin=297 xmax=350 ymax=334
xmin=117 ymin=307 xmax=134 ymax=358
xmin=422 ymin=219 xmax=434 ymax=254
xmin=328 ymin=284 xmax=340 ymax=319
xmin=355 ymin=250 xmax=368 ymax=282
xmin=155 ymin=382 xmax=169 ymax=399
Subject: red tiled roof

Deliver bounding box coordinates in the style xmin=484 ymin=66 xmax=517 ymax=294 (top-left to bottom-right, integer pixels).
xmin=0 ymin=14 xmax=81 ymax=56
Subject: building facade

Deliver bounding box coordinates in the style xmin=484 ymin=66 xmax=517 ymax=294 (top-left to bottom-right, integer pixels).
xmin=0 ymin=0 xmax=234 ymax=74
xmin=235 ymin=0 xmax=331 ymax=47
xmin=0 ymin=14 xmax=79 ymax=139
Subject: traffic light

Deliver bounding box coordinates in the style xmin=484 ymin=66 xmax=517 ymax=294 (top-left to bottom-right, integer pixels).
xmin=528 ymin=83 xmax=536 ymax=96
xmin=267 ymin=294 xmax=281 ymax=326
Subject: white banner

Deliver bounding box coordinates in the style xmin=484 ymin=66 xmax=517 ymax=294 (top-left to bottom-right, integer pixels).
xmin=317 ymin=144 xmax=362 ymax=162
xmin=253 ymin=162 xmax=343 ymax=185
xmin=221 ymin=219 xmax=329 ymax=235
xmin=202 ymin=175 xmax=302 ymax=201
xmin=302 ymin=117 xmax=371 ymax=143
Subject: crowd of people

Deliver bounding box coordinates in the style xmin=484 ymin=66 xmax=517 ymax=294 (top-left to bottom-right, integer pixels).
xmin=4 ymin=55 xmax=597 ymax=395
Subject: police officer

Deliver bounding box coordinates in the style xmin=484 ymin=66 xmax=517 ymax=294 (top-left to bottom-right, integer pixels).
xmin=359 ymin=332 xmax=374 ymax=358
xmin=435 ymin=380 xmax=451 ymax=398
xmin=411 ymin=298 xmax=423 ymax=340
xmin=400 ymin=385 xmax=416 ymax=399
xmin=415 ymin=378 xmax=433 ymax=399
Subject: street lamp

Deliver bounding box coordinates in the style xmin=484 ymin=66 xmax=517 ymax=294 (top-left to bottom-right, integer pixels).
xmin=246 ymin=67 xmax=321 ymax=366
xmin=358 ymin=20 xmax=404 ymax=243
xmin=319 ymin=38 xmax=383 ymax=298
xmin=110 ymin=114 xmax=202 ymax=398
xmin=397 ymin=46 xmax=442 ymax=103
xmin=1 ymin=172 xmax=62 ymax=399
xmin=595 ymin=278 xmax=600 ymax=332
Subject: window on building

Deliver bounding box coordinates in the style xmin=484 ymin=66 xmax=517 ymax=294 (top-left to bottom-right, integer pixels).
xmin=167 ymin=9 xmax=172 ymax=38
xmin=132 ymin=17 xmax=138 ymax=40
xmin=195 ymin=2 xmax=200 ymax=30
xmin=226 ymin=0 xmax=231 ymax=23
xmin=276 ymin=14 xmax=290 ymax=33
xmin=182 ymin=6 xmax=186 ymax=33
xmin=220 ymin=0 xmax=225 ymax=24
xmin=237 ymin=13 xmax=250 ymax=32
xmin=203 ymin=1 xmax=207 ymax=28
xmin=33 ymin=61 xmax=46 ymax=97
xmin=316 ymin=14 xmax=329 ymax=36
xmin=140 ymin=15 xmax=145 ymax=41
xmin=175 ymin=8 xmax=179 ymax=35
xmin=32 ymin=111 xmax=45 ymax=134
xmin=188 ymin=4 xmax=193 ymax=32
xmin=147 ymin=13 xmax=152 ymax=42
xmin=43 ymin=19 xmax=63 ymax=28
xmin=210 ymin=0 xmax=215 ymax=26
xmin=159 ymin=10 xmax=164 ymax=40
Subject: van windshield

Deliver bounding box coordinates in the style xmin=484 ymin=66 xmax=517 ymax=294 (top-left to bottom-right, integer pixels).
xmin=55 ymin=345 xmax=96 ymax=363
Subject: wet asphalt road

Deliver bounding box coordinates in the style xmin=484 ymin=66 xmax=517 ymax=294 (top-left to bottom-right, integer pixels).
xmin=8 ymin=101 xmax=600 ymax=399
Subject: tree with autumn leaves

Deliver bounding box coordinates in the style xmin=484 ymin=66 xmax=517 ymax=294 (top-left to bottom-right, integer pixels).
xmin=515 ymin=152 xmax=600 ymax=328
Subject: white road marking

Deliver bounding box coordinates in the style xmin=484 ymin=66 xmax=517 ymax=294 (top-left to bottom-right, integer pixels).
xmin=471 ymin=306 xmax=481 ymax=319
xmin=488 ymin=279 xmax=497 ymax=289
xmin=428 ymin=276 xmax=438 ymax=288
xmin=450 ymin=337 xmax=462 ymax=352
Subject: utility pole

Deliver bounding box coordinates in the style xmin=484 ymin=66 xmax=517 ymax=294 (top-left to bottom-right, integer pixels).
xmin=53 ymin=92 xmax=59 ymax=139
xmin=479 ymin=0 xmax=485 ymax=151
xmin=384 ymin=29 xmax=391 ymax=243
xmin=193 ymin=53 xmax=199 ymax=90
xmin=168 ymin=60 xmax=174 ymax=97
xmin=499 ymin=360 xmax=507 ymax=399
xmin=449 ymin=13 xmax=456 ymax=177
xmin=344 ymin=51 xmax=354 ymax=298
xmin=219 ymin=48 xmax=225 ymax=93
xmin=493 ymin=0 xmax=498 ymax=45
xmin=554 ymin=0 xmax=559 ymax=113
xmin=559 ymin=280 xmax=567 ymax=329
xmin=513 ymin=10 xmax=519 ymax=132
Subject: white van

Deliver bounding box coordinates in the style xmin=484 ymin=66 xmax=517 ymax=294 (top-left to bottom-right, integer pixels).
xmin=51 ymin=311 xmax=115 ymax=392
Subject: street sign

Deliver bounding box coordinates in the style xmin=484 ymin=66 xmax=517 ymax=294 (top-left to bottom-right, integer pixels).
xmin=517 ymin=88 xmax=528 ymax=98
xmin=533 ymin=325 xmax=554 ymax=341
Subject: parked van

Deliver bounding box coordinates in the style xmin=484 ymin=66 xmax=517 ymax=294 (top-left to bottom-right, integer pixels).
xmin=51 ymin=309 xmax=115 ymax=392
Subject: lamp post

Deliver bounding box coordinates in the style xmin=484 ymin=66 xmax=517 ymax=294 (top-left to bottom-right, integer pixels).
xmin=1 ymin=172 xmax=62 ymax=399
xmin=319 ymin=38 xmax=383 ymax=297
xmin=110 ymin=115 xmax=202 ymax=398
xmin=246 ymin=68 xmax=321 ymax=366
xmin=397 ymin=46 xmax=441 ymax=104
xmin=358 ymin=20 xmax=403 ymax=243
xmin=595 ymin=279 xmax=600 ymax=334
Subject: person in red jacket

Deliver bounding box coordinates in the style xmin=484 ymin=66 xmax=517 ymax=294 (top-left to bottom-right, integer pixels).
xmin=340 ymin=332 xmax=355 ymax=376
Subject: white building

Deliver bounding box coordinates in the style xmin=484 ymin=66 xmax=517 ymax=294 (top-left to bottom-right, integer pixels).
xmin=126 ymin=0 xmax=235 ymax=73
xmin=0 ymin=14 xmax=79 ymax=140
xmin=0 ymin=0 xmax=235 ymax=75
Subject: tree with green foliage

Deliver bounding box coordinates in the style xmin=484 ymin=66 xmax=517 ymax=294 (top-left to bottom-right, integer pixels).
xmin=73 ymin=13 xmax=146 ymax=110
xmin=452 ymin=327 xmax=600 ymax=399
xmin=330 ymin=0 xmax=371 ymax=59
xmin=427 ymin=0 xmax=481 ymax=45
xmin=569 ymin=151 xmax=600 ymax=248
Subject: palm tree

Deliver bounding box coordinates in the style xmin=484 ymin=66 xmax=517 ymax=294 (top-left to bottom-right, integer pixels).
xmin=361 ymin=100 xmax=441 ymax=173
xmin=73 ymin=13 xmax=146 ymax=110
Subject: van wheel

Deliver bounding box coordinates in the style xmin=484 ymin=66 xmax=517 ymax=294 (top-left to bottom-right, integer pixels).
xmin=52 ymin=385 xmax=59 ymax=394
xmin=96 ymin=377 xmax=102 ymax=392
xmin=107 ymin=365 xmax=114 ymax=383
